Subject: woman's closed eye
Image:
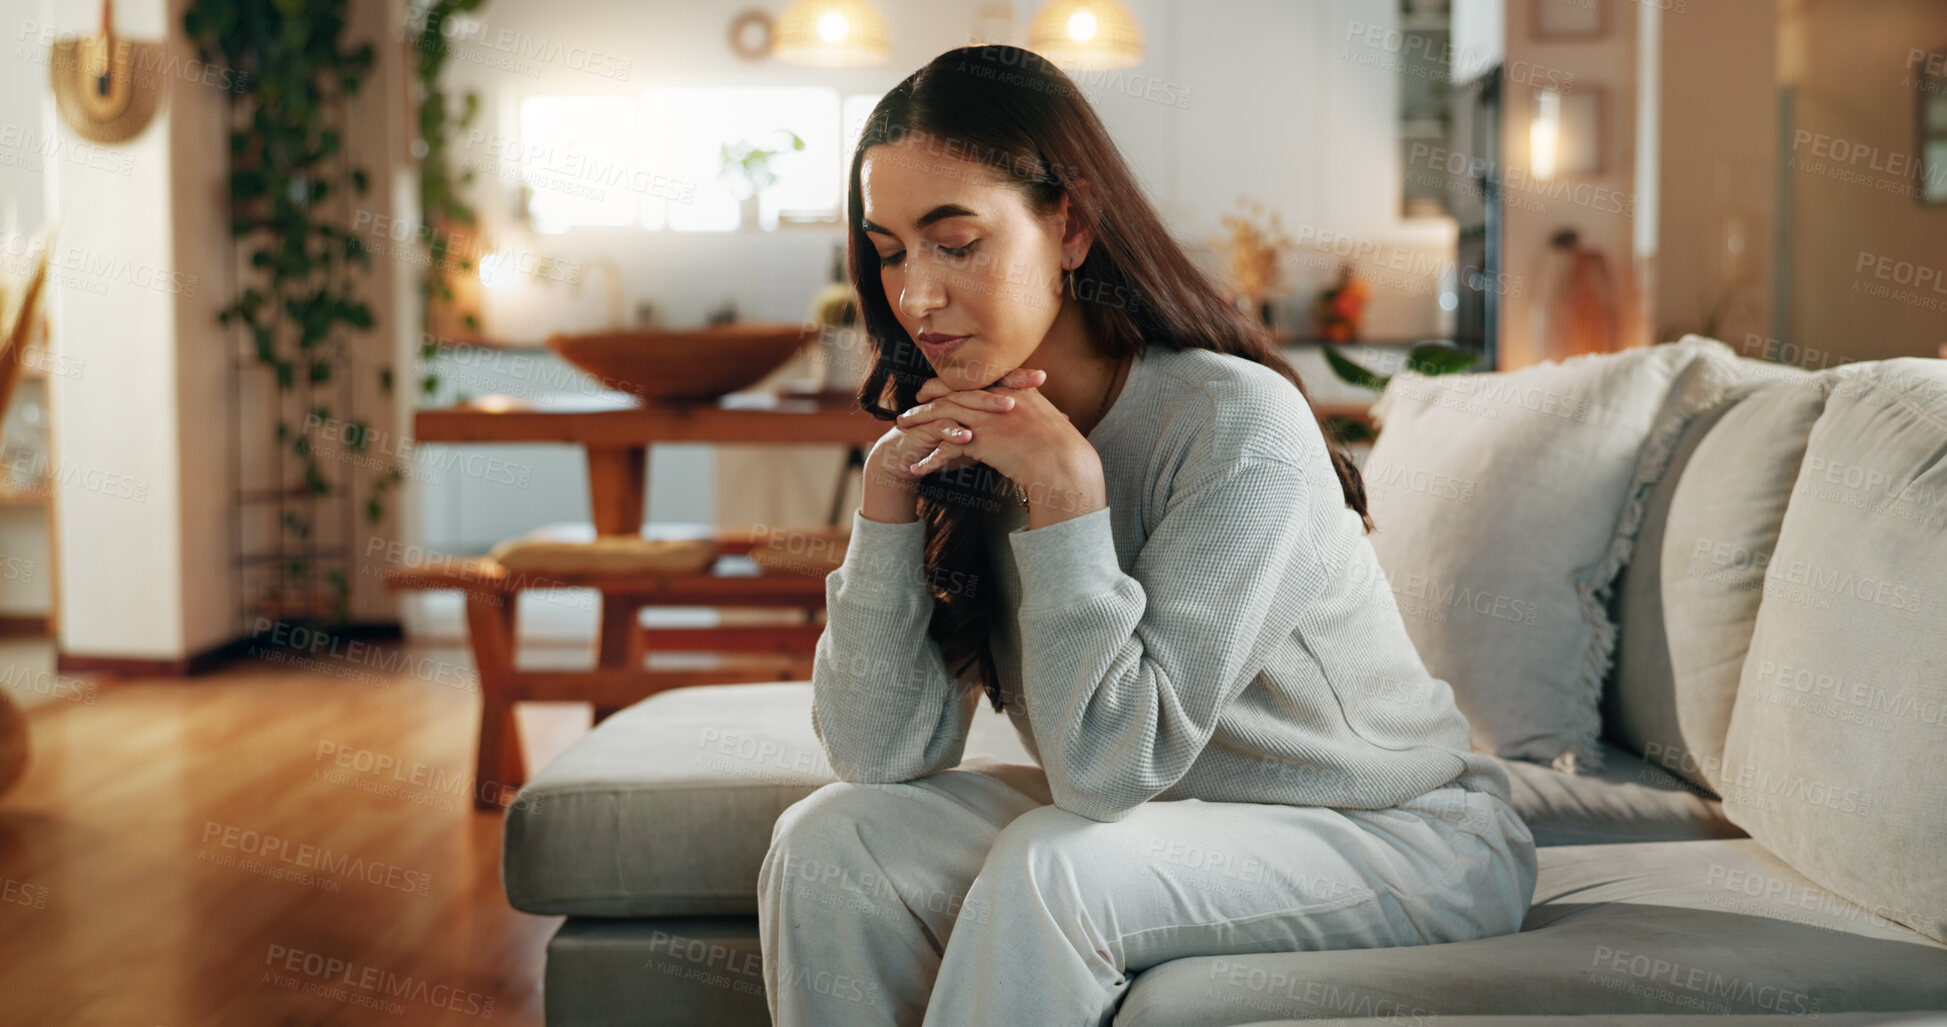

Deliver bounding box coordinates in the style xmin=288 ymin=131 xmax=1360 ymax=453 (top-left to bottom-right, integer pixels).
xmin=878 ymin=240 xmax=977 ymax=268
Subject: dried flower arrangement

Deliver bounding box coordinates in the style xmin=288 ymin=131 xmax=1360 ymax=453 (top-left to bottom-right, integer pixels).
xmin=1210 ymin=197 xmax=1293 ymax=313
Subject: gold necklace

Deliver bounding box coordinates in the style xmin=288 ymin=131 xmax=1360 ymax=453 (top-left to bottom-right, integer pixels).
xmin=1013 ymin=354 xmax=1128 ymax=509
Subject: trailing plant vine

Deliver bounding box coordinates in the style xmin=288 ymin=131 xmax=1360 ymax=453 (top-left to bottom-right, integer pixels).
xmin=407 ymin=0 xmax=487 ymax=398
xmin=185 ymin=0 xmax=376 ymax=620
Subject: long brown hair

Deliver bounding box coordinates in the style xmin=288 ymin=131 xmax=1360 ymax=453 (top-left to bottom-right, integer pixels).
xmin=847 ymin=45 xmax=1370 ymax=713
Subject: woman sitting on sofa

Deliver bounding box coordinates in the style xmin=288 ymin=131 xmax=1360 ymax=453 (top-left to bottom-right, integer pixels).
xmin=757 ymin=43 xmax=1539 ymax=1027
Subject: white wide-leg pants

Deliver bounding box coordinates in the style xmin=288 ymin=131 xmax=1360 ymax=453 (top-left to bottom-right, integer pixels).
xmin=756 ymin=757 xmax=1537 ymax=1027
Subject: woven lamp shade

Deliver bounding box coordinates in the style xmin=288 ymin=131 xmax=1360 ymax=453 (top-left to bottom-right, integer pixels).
xmin=1027 ymin=0 xmax=1144 ymax=70
xmin=773 ymin=0 xmax=893 ymax=67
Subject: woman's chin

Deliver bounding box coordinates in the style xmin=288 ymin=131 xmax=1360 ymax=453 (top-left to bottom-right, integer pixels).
xmin=928 ymin=346 xmax=998 ymax=389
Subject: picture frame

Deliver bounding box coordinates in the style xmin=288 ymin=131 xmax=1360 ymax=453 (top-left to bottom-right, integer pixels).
xmin=1533 ymin=0 xmax=1606 ymax=41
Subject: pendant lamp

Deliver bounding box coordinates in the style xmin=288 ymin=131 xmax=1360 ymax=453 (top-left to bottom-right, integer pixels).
xmin=772 ymin=0 xmax=893 ymax=67
xmin=1027 ymin=0 xmax=1143 ymax=70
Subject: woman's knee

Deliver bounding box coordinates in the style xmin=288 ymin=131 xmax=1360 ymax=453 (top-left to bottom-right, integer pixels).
xmin=974 ymin=803 xmax=1095 ymax=890
xmin=769 ymin=780 xmax=883 ymax=858
xmin=767 ymin=778 xmax=959 ymax=869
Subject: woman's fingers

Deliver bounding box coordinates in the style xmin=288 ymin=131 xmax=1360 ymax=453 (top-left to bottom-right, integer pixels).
xmin=915 ymin=377 xmax=953 ymax=404
xmin=998 ymin=366 xmax=1047 ymax=389
xmin=895 ymin=391 xmax=1010 ymax=429
xmin=909 ymin=439 xmax=967 ymax=476
xmin=913 ymin=366 xmax=1045 ymax=405
xmin=905 ymin=420 xmax=976 ymax=476
xmin=892 ymin=367 xmax=1046 ymax=478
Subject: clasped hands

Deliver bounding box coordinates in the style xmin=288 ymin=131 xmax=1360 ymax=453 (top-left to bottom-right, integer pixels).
xmin=866 ymin=366 xmax=1106 ymax=526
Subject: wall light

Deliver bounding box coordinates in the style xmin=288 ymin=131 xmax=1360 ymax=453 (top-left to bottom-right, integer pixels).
xmin=773 ymin=0 xmax=892 ymax=67
xmin=1027 ymin=0 xmax=1143 ymax=70
xmin=1530 ymin=88 xmax=1562 ymax=181
xmin=1530 ymin=86 xmax=1606 ymax=180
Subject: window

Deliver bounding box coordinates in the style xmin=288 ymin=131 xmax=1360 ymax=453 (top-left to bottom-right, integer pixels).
xmin=515 ymin=88 xmax=881 ymax=233
xmin=519 ymin=96 xmax=641 ymax=233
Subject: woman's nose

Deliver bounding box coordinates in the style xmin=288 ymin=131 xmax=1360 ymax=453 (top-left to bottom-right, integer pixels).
xmin=899 ymin=263 xmax=947 ymax=322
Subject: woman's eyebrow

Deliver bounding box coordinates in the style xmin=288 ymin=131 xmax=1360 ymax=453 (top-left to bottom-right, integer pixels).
xmin=861 ymin=203 xmax=979 ymax=236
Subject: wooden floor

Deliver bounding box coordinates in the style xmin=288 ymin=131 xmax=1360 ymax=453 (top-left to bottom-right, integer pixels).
xmin=0 ymin=639 xmax=600 ymax=1027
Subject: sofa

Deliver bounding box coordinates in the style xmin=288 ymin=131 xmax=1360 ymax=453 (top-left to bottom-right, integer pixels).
xmin=500 ymin=345 xmax=1947 ymax=1026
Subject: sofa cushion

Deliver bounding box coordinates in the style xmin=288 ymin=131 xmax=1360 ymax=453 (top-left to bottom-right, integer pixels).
xmin=503 ymin=682 xmax=1033 ymax=917
xmin=1114 ymin=838 xmax=1947 ymax=1027
xmin=1495 ymin=739 xmax=1742 ymax=847
xmin=1602 ymin=381 xmax=1741 ymax=774
xmin=1365 ymin=337 xmax=1740 ymax=773
xmin=1596 ymin=366 xmax=1822 ymax=791
xmin=508 ymin=682 xmax=1752 ymax=918
xmin=1719 ymin=359 xmax=1947 ymax=945
xmin=1612 ymin=368 xmax=1834 ymax=793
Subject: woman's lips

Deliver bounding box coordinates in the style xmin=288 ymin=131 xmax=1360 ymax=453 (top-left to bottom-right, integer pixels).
xmin=917 ymin=333 xmax=971 ymax=359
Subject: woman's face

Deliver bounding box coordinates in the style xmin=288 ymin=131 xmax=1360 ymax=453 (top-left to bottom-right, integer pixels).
xmin=859 ymin=133 xmax=1088 ymax=390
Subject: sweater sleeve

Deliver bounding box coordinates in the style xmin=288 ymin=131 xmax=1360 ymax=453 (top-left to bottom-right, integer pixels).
xmin=809 ymin=508 xmax=980 ymax=784
xmin=1005 ymin=456 xmax=1320 ymax=822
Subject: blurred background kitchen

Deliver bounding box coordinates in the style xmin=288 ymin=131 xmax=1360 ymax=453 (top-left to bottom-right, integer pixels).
xmin=0 ymin=0 xmax=1939 ymax=667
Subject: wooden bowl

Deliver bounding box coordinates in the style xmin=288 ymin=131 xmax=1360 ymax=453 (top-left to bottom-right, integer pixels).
xmin=546 ymin=323 xmax=814 ymax=402
xmin=487 ymin=535 xmax=721 ymax=578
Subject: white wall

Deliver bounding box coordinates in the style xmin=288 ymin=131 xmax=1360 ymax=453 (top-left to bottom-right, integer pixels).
xmin=0 ymin=0 xmax=49 ymax=231
xmin=43 ymin=0 xmax=190 ymax=659
xmin=1653 ymin=0 xmax=1776 ymax=347
xmin=1780 ymin=0 xmax=1947 ymax=364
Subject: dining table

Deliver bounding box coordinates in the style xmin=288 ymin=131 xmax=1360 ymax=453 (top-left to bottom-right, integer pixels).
xmin=401 ymin=387 xmax=889 ymax=806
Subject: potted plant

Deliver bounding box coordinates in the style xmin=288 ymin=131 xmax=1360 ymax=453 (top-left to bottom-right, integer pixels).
xmin=719 ymin=130 xmax=806 ymax=230
xmin=1320 ymin=340 xmax=1479 ymax=444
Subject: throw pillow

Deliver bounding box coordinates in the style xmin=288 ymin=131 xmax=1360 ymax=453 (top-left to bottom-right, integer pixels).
xmin=1364 ymin=335 xmax=1741 ymax=771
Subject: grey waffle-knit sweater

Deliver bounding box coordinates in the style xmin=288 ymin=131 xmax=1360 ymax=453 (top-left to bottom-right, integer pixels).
xmin=811 ymin=344 xmax=1511 ymax=823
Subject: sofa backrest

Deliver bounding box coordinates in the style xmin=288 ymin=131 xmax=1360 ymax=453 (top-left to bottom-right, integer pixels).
xmin=1604 ymin=353 xmax=1947 ymax=943
xmin=1604 ymin=358 xmax=1830 ymax=793
xmin=1715 ymin=358 xmax=1947 ymax=944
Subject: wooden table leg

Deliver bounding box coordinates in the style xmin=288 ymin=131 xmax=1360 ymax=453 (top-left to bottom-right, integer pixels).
xmin=588 ymin=443 xmax=648 ymax=722
xmin=464 ymin=591 xmax=526 ymax=812
xmin=597 ymin=596 xmax=641 ymax=667
xmin=585 ymin=444 xmax=647 ymax=536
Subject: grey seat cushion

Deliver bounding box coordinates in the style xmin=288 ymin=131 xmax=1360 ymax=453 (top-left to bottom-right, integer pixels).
xmin=508 ymin=683 xmax=1750 ymax=915
xmin=503 ymin=682 xmax=1033 ymax=917
xmin=1493 ymin=739 xmax=1743 ymax=846
xmin=1114 ymin=838 xmax=1947 ymax=1027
